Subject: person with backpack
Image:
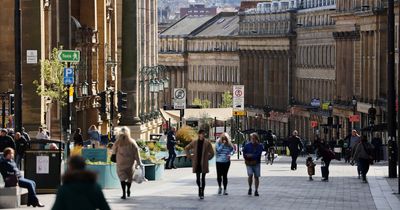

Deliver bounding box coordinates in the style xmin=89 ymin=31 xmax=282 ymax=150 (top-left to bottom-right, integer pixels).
xmin=316 ymin=139 xmax=335 ymax=182
xmin=352 ymin=135 xmax=374 ymax=183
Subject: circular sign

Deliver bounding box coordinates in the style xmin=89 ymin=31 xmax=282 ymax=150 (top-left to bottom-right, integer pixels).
xmin=234 ymin=89 xmax=243 ymax=97
xmin=175 ymin=89 xmax=186 ymax=99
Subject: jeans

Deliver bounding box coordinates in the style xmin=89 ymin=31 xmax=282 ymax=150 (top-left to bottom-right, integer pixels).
xmin=18 ymin=178 xmax=38 ymax=204
xmin=216 ymin=161 xmax=231 ymax=189
xmin=358 ymin=158 xmax=370 ymax=181
xmin=291 ymin=154 xmax=298 ymax=170
xmin=166 ymin=147 xmax=176 ymax=168
xmin=246 ymin=164 xmax=261 ymax=177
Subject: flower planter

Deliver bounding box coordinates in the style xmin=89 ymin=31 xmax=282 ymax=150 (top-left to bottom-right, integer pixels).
xmin=143 ymin=163 xmax=165 ymax=181
xmin=86 ymin=164 xmax=120 ymax=189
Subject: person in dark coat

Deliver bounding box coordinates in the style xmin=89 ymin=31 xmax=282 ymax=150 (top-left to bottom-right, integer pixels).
xmin=73 ymin=128 xmax=84 ymax=147
xmin=52 ymin=156 xmax=110 ymax=210
xmin=316 ymin=140 xmax=334 ymax=182
xmin=21 ymin=127 xmax=31 ymax=142
xmin=14 ymin=132 xmax=29 ymax=169
xmin=0 ymin=148 xmax=44 ymax=207
xmin=166 ymin=127 xmax=177 ymax=169
xmin=288 ymin=130 xmax=303 ymax=170
xmin=371 ymin=134 xmax=382 ymax=163
xmin=0 ymin=129 xmax=16 ymax=153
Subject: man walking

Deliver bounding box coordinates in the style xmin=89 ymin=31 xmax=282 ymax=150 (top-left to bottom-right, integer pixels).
xmin=14 ymin=132 xmax=29 ymax=169
xmin=0 ymin=129 xmax=16 ymax=154
xmin=166 ymin=127 xmax=177 ymax=169
xmin=288 ymin=130 xmax=303 ymax=171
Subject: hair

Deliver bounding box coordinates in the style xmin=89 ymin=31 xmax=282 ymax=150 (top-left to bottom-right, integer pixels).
xmin=3 ymin=147 xmax=14 ymax=157
xmin=75 ymin=128 xmax=81 ymax=134
xmin=198 ymin=129 xmax=206 ymax=135
xmin=292 ymin=130 xmax=298 ymax=136
xmin=116 ymin=126 xmax=135 ymax=147
xmin=250 ymin=132 xmax=260 ymax=143
xmin=68 ymin=156 xmax=86 ymax=171
xmin=89 ymin=125 xmax=97 ymax=131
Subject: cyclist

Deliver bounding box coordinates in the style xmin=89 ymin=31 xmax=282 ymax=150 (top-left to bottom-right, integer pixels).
xmin=264 ymin=130 xmax=276 ymax=165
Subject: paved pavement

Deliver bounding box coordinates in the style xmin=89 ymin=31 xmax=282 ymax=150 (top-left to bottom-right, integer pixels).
xmin=8 ymin=156 xmax=400 ymax=210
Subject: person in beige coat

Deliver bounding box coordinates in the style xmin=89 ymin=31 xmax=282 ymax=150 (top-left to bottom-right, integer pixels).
xmin=185 ymin=129 xmax=214 ymax=199
xmin=112 ymin=127 xmax=142 ymax=199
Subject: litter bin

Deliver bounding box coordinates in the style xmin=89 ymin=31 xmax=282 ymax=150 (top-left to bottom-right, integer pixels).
xmin=24 ymin=139 xmax=65 ymax=194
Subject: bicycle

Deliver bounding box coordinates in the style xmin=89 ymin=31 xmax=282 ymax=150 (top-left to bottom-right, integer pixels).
xmin=265 ymin=146 xmax=275 ymax=165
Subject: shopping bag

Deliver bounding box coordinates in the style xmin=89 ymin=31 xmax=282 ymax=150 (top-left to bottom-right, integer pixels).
xmin=133 ymin=165 xmax=147 ymax=184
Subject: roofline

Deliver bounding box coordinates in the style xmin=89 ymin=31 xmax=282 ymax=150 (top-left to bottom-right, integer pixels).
xmin=159 ymin=15 xmax=189 ymax=35
xmin=190 ymin=12 xmax=239 ymax=37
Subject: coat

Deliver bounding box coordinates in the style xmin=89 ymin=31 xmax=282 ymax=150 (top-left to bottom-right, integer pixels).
xmin=112 ymin=139 xmax=141 ymax=182
xmin=52 ymin=170 xmax=110 ymax=210
xmin=185 ymin=139 xmax=214 ymax=174
xmin=288 ymin=135 xmax=303 ymax=156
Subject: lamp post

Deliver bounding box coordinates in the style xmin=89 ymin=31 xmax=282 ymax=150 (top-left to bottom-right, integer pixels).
xmin=352 ymin=96 xmax=357 ymax=131
xmin=14 ymin=0 xmax=22 ymax=132
xmin=328 ymin=102 xmax=333 ymax=142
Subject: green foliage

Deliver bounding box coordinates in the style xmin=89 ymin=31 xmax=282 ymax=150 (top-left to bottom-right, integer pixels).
xmin=33 ymin=48 xmax=67 ymax=106
xmin=192 ymin=98 xmax=212 ymax=108
xmin=219 ymin=91 xmax=233 ymax=108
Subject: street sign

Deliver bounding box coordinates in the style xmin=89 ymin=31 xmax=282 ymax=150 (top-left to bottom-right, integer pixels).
xmin=233 ymin=85 xmax=244 ymax=111
xmin=58 ymin=50 xmax=80 ymax=63
xmin=173 ymin=88 xmax=186 ymax=109
xmin=26 ymin=50 xmax=37 ymax=64
xmin=63 ymin=68 xmax=74 ymax=85
xmin=233 ymin=110 xmax=246 ymax=116
xmin=349 ymin=115 xmax=360 ymax=122
xmin=311 ymin=121 xmax=318 ymax=128
xmin=69 ymin=86 xmax=74 ymax=103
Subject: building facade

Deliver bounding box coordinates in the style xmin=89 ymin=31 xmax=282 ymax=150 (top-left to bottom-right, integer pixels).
xmin=180 ymin=4 xmax=218 ymax=18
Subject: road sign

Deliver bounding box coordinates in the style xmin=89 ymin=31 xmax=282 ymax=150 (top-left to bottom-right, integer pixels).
xmin=58 ymin=50 xmax=80 ymax=63
xmin=233 ymin=85 xmax=244 ymax=111
xmin=349 ymin=115 xmax=360 ymax=122
xmin=233 ymin=110 xmax=246 ymax=116
xmin=311 ymin=121 xmax=318 ymax=128
xmin=26 ymin=50 xmax=37 ymax=64
xmin=174 ymin=88 xmax=186 ymax=109
xmin=69 ymin=86 xmax=74 ymax=103
xmin=63 ymin=68 xmax=74 ymax=85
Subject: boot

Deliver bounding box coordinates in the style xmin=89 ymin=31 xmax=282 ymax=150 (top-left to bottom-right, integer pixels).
xmin=199 ymin=187 xmax=204 ymax=199
xmin=120 ymin=181 xmax=126 ymax=199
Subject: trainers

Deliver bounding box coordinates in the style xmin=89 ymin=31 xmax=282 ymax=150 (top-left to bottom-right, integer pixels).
xmin=218 ymin=187 xmax=222 ymax=195
xmin=223 ymin=189 xmax=228 ymax=195
xmin=248 ymin=188 xmax=252 ymax=195
xmin=254 ymin=191 xmax=259 ymax=196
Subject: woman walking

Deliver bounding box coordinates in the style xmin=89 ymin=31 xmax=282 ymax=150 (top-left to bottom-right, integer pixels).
xmin=243 ymin=133 xmax=264 ymax=196
xmin=185 ymin=130 xmax=215 ymax=199
xmin=112 ymin=127 xmax=142 ymax=199
xmin=352 ymin=135 xmax=374 ymax=183
xmin=73 ymin=128 xmax=84 ymax=147
xmin=316 ymin=139 xmax=335 ymax=182
xmin=215 ymin=133 xmax=234 ymax=195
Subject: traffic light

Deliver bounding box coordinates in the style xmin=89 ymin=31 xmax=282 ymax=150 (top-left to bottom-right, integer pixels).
xmin=98 ymin=91 xmax=107 ymax=114
xmin=9 ymin=94 xmax=15 ymax=115
xmin=117 ymin=91 xmax=128 ymax=113
xmin=368 ymin=106 xmax=376 ymax=125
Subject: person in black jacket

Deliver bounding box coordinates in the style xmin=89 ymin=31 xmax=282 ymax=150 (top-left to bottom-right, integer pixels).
xmin=288 ymin=130 xmax=303 ymax=170
xmin=22 ymin=127 xmax=31 ymax=142
xmin=0 ymin=148 xmax=44 ymax=207
xmin=73 ymin=128 xmax=84 ymax=147
xmin=0 ymin=129 xmax=16 ymax=153
xmin=316 ymin=140 xmax=334 ymax=182
xmin=166 ymin=127 xmax=177 ymax=169
xmin=14 ymin=132 xmax=29 ymax=169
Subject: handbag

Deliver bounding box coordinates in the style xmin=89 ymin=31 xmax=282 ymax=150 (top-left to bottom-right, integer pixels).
xmin=4 ymin=175 xmax=18 ymax=187
xmin=110 ymin=154 xmax=117 ymax=163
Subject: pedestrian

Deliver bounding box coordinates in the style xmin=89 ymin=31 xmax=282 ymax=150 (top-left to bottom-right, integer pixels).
xmin=14 ymin=132 xmax=29 ymax=169
xmin=349 ymin=130 xmax=362 ymax=178
xmin=0 ymin=148 xmax=44 ymax=207
xmin=88 ymin=125 xmax=101 ymax=148
xmin=112 ymin=127 xmax=142 ymax=199
xmin=316 ymin=140 xmax=335 ymax=182
xmin=185 ymin=129 xmax=215 ymax=199
xmin=243 ymin=132 xmax=264 ymax=197
xmin=371 ymin=134 xmax=382 ymax=163
xmin=36 ymin=127 xmax=49 ymax=140
xmin=166 ymin=127 xmax=177 ymax=169
xmin=306 ymin=156 xmax=316 ymax=181
xmin=264 ymin=130 xmax=276 ymax=165
xmin=73 ymin=128 xmax=84 ymax=147
xmin=352 ymin=135 xmax=374 ymax=183
xmin=288 ymin=130 xmax=303 ymax=170
xmin=51 ymin=156 xmax=110 ymax=210
xmin=22 ymin=127 xmax=31 ymax=141
xmin=215 ymin=132 xmax=234 ymax=195
xmin=0 ymin=128 xmax=16 ymax=153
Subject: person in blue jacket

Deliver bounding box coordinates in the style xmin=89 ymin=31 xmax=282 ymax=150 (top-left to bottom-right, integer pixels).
xmin=215 ymin=133 xmax=234 ymax=195
xmin=243 ymin=133 xmax=264 ymax=197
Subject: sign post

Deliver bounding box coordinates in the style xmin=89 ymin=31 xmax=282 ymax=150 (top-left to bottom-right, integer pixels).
xmin=174 ymin=88 xmax=186 ymax=128
xmin=233 ymin=85 xmax=245 ymax=159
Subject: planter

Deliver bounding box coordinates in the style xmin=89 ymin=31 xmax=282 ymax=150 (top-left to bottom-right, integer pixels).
xmin=144 ymin=163 xmax=165 ymax=181
xmin=86 ymin=164 xmax=120 ymax=189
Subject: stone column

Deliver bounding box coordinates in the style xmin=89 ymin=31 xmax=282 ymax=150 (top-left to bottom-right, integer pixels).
xmin=120 ymin=0 xmax=140 ymax=125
